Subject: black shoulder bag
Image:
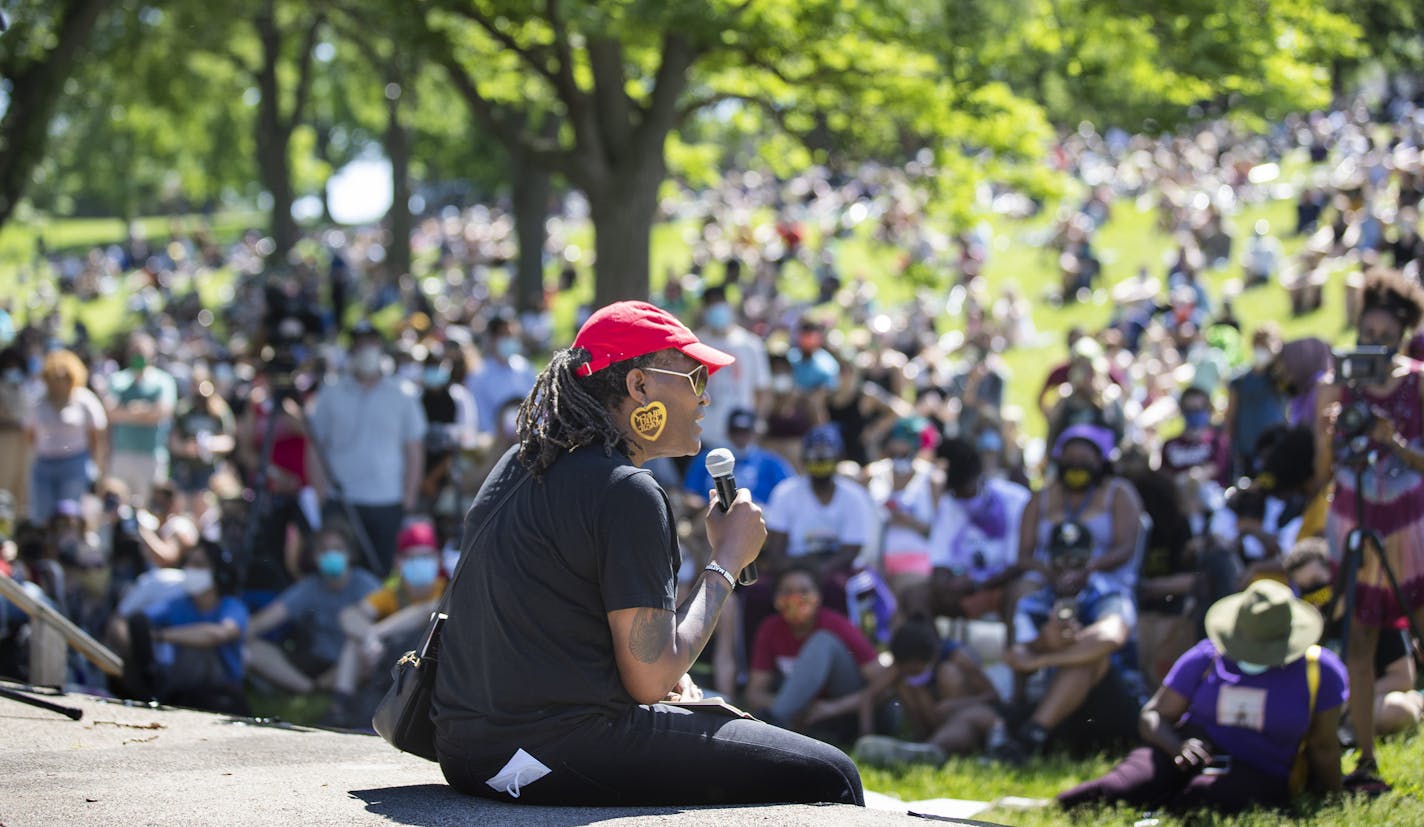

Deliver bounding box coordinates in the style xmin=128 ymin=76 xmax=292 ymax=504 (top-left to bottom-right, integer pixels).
xmin=371 ymin=469 xmax=530 ymax=761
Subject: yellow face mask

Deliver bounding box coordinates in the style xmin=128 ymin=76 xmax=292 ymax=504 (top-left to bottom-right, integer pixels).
xmin=805 ymin=460 xmax=838 ymax=478
xmin=1061 ymin=467 xmax=1093 ymax=490
xmin=1299 ymin=584 xmax=1333 ymax=608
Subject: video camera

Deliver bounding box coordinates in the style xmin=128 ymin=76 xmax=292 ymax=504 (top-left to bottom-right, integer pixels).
xmin=1331 ymin=346 xmax=1393 ymax=468
xmin=1334 ymin=346 xmax=1393 ymax=387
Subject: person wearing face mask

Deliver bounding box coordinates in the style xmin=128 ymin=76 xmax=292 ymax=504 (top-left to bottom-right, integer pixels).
xmin=760 ymin=425 xmax=874 ymax=614
xmin=914 ymin=436 xmax=1031 ymax=622
xmin=102 ymin=332 xmax=177 ymax=505
xmin=786 ymin=317 xmax=839 ymax=402
xmin=464 ymin=315 xmax=536 ymax=440
xmin=327 ymin=520 xmax=445 ymax=727
xmin=763 ymin=355 xmax=817 ymax=462
xmin=119 ymin=541 xmax=250 ymax=714
xmin=1017 ymin=424 xmax=1145 ymax=611
xmin=246 ymin=524 xmax=381 ymax=696
xmin=995 ymin=519 xmax=1143 ymax=763
xmin=1224 ymin=324 xmax=1286 ymax=480
xmin=862 ymin=418 xmax=940 ymax=600
xmin=744 ymin=566 xmax=886 ymax=740
xmin=693 ymin=285 xmax=770 ymax=449
xmin=852 ymin=617 xmax=1003 ymax=766
xmin=306 ymin=321 xmax=427 ymax=577
xmin=1158 ymin=387 xmax=1228 ymax=483
xmin=1313 ymin=269 xmax=1424 ymax=788
xmin=1283 ymin=540 xmax=1423 ymax=742
xmin=417 ymin=348 xmax=478 ymax=519
xmin=1058 ymin=579 xmax=1345 ymax=814
xmin=681 ymin=408 xmax=794 ymax=508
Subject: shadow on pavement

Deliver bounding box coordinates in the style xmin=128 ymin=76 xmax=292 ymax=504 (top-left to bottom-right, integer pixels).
xmin=350 ymin=784 xmax=685 ymax=827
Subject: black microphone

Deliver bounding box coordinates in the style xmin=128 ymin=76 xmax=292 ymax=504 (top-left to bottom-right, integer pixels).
xmin=706 ymin=448 xmax=757 ymax=585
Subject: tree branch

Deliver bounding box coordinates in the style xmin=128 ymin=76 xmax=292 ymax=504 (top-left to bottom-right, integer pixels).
xmin=544 ymin=0 xmax=600 ymax=166
xmin=633 ymin=32 xmax=696 ymax=156
xmin=587 ymin=37 xmax=633 ymax=160
xmin=285 ymin=13 xmax=326 ymax=135
xmin=446 ymin=2 xmax=560 ymax=87
xmin=435 ymin=50 xmax=577 ymax=181
xmin=677 ymin=90 xmax=760 ymax=123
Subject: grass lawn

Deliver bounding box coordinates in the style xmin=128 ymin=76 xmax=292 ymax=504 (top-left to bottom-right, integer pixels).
xmin=859 ymin=726 xmax=1424 ymax=825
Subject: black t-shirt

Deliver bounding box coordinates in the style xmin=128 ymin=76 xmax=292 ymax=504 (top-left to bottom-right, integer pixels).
xmin=432 ymin=444 xmax=679 ymax=758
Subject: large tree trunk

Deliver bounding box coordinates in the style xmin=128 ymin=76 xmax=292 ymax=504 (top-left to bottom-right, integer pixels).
xmin=252 ymin=3 xmax=319 ymax=265
xmin=0 ymin=0 xmax=111 ymax=230
xmin=255 ymin=126 xmax=297 ymax=259
xmin=385 ymin=82 xmax=413 ymax=281
xmin=254 ymin=17 xmax=297 ymax=262
xmin=510 ymin=140 xmax=553 ymax=314
xmin=587 ymin=152 xmax=666 ymax=307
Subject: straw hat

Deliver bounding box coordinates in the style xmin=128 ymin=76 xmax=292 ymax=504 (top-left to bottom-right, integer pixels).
xmin=1204 ymin=580 xmax=1323 ymax=667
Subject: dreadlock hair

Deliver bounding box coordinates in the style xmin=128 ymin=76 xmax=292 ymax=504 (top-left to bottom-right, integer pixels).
xmin=515 ymin=346 xmax=661 ymax=477
xmin=1361 ymin=267 xmax=1424 ymax=332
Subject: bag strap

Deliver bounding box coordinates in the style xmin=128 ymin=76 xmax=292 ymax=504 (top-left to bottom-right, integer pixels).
xmin=434 ymin=454 xmax=532 ymax=616
xmin=1292 ymin=645 xmax=1322 ymax=763
xmin=1304 ymin=644 xmax=1321 ymax=717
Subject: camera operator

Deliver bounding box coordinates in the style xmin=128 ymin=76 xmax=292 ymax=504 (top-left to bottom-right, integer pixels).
xmin=1314 ymin=268 xmax=1424 ymax=788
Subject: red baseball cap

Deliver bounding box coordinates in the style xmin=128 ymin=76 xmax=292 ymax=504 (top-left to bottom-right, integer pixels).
xmin=396 ymin=521 xmax=438 ymax=556
xmin=573 ymin=301 xmax=735 ymax=377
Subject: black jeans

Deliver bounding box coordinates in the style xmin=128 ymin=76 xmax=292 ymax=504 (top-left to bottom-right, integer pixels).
xmin=439 ymin=703 xmax=864 ymax=807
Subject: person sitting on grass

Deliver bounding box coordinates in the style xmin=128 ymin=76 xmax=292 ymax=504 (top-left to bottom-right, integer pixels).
xmin=245 ymin=524 xmax=381 ymax=696
xmin=745 ymin=564 xmax=885 ymax=743
xmin=852 ymin=617 xmax=1003 ymax=767
xmin=993 ymin=519 xmax=1142 ymax=763
xmin=116 ymin=540 xmax=250 ymax=715
xmin=1058 ymin=579 xmax=1344 ymax=814
xmin=323 ymin=520 xmax=445 ymax=728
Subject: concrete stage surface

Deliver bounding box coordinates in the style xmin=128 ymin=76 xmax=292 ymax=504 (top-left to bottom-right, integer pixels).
xmin=1 ymin=687 xmax=987 ymax=826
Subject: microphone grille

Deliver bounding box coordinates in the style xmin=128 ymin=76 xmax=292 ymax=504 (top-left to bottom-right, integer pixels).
xmin=705 ymin=447 xmax=736 ymax=477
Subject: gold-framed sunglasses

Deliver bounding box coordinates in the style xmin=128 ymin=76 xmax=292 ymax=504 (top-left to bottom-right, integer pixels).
xmin=645 ymin=364 xmax=709 ymax=396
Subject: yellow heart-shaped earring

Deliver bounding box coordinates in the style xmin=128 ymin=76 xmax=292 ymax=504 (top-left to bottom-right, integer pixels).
xmin=630 ymin=401 xmax=668 ymax=442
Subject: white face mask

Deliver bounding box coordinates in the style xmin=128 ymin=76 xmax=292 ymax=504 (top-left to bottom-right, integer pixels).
xmin=771 ymin=374 xmax=794 ymax=394
xmin=1234 ymin=660 xmax=1271 ymax=675
xmin=1252 ymin=347 xmax=1273 ymax=369
xmin=352 ymin=347 xmax=383 ymax=377
xmin=183 ymin=567 xmax=214 ymax=596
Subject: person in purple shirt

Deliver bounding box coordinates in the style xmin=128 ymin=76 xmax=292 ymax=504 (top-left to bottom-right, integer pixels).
xmin=1058 ymin=579 xmax=1345 ymax=814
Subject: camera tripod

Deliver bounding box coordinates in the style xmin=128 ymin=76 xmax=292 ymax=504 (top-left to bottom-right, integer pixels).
xmin=1325 ymin=456 xmax=1424 ymax=663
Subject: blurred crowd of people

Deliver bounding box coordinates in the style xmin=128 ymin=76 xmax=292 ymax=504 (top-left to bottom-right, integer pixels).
xmin=2 ymin=91 xmax=1424 ymax=812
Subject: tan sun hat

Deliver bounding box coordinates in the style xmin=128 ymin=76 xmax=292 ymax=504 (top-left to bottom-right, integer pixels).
xmin=1204 ymin=579 xmax=1323 ymax=667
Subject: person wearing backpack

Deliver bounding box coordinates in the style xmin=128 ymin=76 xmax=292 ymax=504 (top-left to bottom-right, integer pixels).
xmin=1057 ymin=579 xmax=1345 ymax=814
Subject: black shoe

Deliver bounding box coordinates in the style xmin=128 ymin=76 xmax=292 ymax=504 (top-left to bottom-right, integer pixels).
xmin=984 ymin=735 xmax=1029 ymax=766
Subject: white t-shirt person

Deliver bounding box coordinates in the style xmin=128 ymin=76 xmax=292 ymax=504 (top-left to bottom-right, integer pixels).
xmin=763 ymin=475 xmax=874 ymax=560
